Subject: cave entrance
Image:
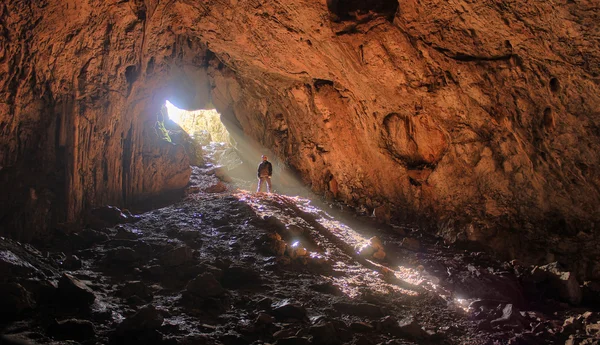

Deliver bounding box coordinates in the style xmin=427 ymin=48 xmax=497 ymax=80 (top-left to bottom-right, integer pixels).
xmin=162 ymin=101 xmax=305 ymax=195
xmin=165 ymin=100 xmax=231 ymax=146
xmin=164 ymin=100 xmax=242 ymax=171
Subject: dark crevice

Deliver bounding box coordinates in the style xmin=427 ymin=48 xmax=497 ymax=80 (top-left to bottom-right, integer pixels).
xmin=433 ymin=46 xmax=513 ymax=62
xmin=335 ymin=24 xmax=360 ymax=36
xmin=124 ymin=65 xmax=139 ymax=95
xmin=125 ymin=65 xmax=139 ymax=84
xmin=146 ymin=57 xmax=155 ymax=75
xmin=543 ymin=107 xmax=554 ymax=131
xmin=121 ymin=125 xmax=133 ymax=204
xmin=102 ymin=159 xmax=109 ymax=183
xmin=327 ymin=0 xmax=398 ymax=22
xmin=408 ymin=177 xmax=422 ymax=186
xmin=550 ymin=77 xmax=560 ymax=93
xmin=313 ymin=79 xmax=334 ymax=91
xmin=103 ymin=22 xmax=113 ymax=51
xmin=132 ymin=0 xmax=147 ymax=21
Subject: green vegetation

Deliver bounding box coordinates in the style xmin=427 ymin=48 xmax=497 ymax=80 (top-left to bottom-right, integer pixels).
xmin=155 ymin=120 xmax=172 ymax=143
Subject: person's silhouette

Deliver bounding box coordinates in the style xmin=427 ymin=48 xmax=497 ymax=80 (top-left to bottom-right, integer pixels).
xmin=257 ymin=155 xmax=273 ymax=193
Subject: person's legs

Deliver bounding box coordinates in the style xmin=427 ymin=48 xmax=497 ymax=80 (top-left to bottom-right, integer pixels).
xmin=257 ymin=177 xmax=264 ymax=193
xmin=266 ymin=177 xmax=272 ymax=193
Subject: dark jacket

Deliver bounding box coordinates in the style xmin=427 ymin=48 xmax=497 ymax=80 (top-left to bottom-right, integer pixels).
xmin=257 ymin=161 xmax=273 ymax=178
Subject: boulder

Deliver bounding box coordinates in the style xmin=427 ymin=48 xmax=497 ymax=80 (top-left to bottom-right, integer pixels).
xmin=160 ymin=245 xmax=194 ymax=267
xmin=116 ymin=305 xmax=164 ymax=334
xmin=0 ymin=283 xmax=35 ymax=321
xmin=357 ymin=237 xmax=386 ymax=260
xmin=272 ymin=239 xmax=288 ymax=257
xmin=309 ymin=322 xmax=339 ymax=345
xmin=70 ymin=229 xmax=110 ymax=249
xmin=531 ymin=262 xmax=582 ymax=305
xmin=186 ymin=272 xmax=224 ymax=297
xmin=0 ymin=250 xmax=38 ymax=278
xmin=258 ymin=232 xmax=287 ymax=256
xmin=47 ymin=319 xmax=96 ymax=341
xmin=111 ymin=304 xmax=165 ymax=345
xmin=271 ymin=300 xmax=308 ymax=321
xmin=57 ymin=273 xmax=96 ymax=307
xmin=199 ymin=263 xmax=224 ymax=281
xmin=20 ymin=279 xmax=58 ymax=304
xmin=257 ymin=297 xmax=273 ymax=310
xmin=255 ymin=312 xmax=275 ymax=326
xmin=377 ymin=315 xmax=399 ymax=331
xmin=490 ymin=304 xmax=528 ymax=330
xmin=286 ymin=241 xmax=308 ymax=259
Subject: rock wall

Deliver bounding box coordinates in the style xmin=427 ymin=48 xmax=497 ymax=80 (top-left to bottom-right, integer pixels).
xmin=0 ymin=0 xmax=201 ymax=240
xmin=1 ymin=1 xmax=599 ymax=277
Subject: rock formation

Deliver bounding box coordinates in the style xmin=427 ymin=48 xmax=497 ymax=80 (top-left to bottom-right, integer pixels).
xmin=1 ymin=1 xmax=599 ymax=277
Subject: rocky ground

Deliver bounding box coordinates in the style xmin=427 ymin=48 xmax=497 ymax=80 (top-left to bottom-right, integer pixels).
xmin=2 ymin=149 xmax=600 ymax=345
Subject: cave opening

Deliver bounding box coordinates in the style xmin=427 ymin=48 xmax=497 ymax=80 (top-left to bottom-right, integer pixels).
xmin=163 ymin=100 xmax=242 ymax=172
xmin=162 ymin=100 xmax=309 ymax=196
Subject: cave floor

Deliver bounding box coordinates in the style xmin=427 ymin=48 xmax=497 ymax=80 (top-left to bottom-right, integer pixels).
xmin=2 ymin=163 xmax=597 ymax=345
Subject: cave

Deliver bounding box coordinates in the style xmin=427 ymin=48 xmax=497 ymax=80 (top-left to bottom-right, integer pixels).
xmin=2 ymin=1 xmax=600 ymax=344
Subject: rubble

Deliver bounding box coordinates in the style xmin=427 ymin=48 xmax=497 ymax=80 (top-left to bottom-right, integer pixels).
xmin=357 ymin=236 xmax=386 ymax=260
xmin=0 ymin=169 xmax=599 ymax=345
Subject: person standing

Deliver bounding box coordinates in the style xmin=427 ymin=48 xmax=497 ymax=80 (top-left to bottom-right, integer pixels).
xmin=257 ymin=155 xmax=273 ymax=193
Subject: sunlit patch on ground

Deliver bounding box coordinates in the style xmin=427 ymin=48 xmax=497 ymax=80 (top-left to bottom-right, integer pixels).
xmin=453 ymin=298 xmax=472 ymax=313
xmin=232 ymin=189 xmax=482 ymax=315
xmin=232 ymin=191 xmax=427 ymax=298
xmin=393 ymin=265 xmax=426 ymax=286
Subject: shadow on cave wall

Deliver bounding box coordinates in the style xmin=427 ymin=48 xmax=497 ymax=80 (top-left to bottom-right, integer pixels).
xmin=326 ymin=0 xmax=399 ymax=22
